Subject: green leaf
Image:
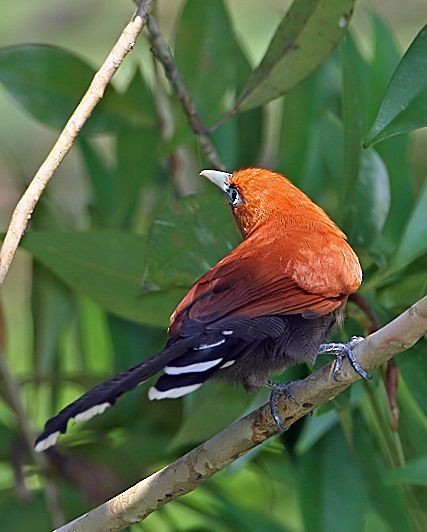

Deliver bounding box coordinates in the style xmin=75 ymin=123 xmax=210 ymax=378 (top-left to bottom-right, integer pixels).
xmin=78 ymin=138 xmax=118 ymax=225
xmin=174 ymin=0 xmax=236 ymax=124
xmin=365 ymin=25 xmax=427 ymax=146
xmin=20 ymin=230 xmax=185 ymax=327
xmin=393 ymin=180 xmax=427 ymax=268
xmin=296 ymin=425 xmax=367 ymax=532
xmin=170 ymin=382 xmax=250 ymax=449
xmin=279 ymin=53 xmax=341 ymax=195
xmin=295 ymin=408 xmax=339 ymax=454
xmin=387 ymin=457 xmax=427 ymax=487
xmin=142 ymin=193 xmax=240 ymax=291
xmin=368 ymin=15 xmax=401 ymax=126
xmin=398 ymin=343 xmax=427 ymax=417
xmin=0 ymin=45 xmax=153 ymax=134
xmin=378 ymin=273 xmax=427 ymax=309
xmin=108 ymin=315 xmax=165 ymax=372
xmin=233 ymin=46 xmax=264 ymax=167
xmin=31 ymin=265 xmax=76 ymax=417
xmin=115 ymin=127 xmax=158 ymax=227
xmin=340 ymin=36 xmax=363 ymax=218
xmin=345 ymin=149 xmax=390 ymax=248
xmin=367 ymin=16 xmax=413 ymax=244
xmin=236 ymin=0 xmax=355 ymax=111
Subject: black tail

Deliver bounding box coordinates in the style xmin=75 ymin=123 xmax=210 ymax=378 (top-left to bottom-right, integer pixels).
xmin=34 ymin=317 xmax=278 ymax=452
xmin=34 ymin=346 xmax=182 ymax=452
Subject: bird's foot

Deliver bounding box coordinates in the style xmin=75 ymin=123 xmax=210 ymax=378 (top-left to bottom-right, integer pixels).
xmin=266 ymin=380 xmax=299 ymax=430
xmin=318 ymin=336 xmax=369 ymax=380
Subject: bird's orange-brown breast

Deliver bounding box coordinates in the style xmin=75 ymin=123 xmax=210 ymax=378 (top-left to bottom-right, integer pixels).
xmin=169 ymin=168 xmax=361 ymax=339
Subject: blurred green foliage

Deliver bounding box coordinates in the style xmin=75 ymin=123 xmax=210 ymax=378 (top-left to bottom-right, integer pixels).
xmin=0 ymin=0 xmax=427 ymax=530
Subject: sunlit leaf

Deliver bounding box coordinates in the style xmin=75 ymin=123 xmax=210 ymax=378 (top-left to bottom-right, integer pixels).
xmin=236 ymin=0 xmax=355 ymax=111
xmin=365 ymin=25 xmax=427 ymax=146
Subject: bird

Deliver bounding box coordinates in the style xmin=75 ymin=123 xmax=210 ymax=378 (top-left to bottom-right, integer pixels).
xmin=34 ymin=167 xmax=366 ymax=452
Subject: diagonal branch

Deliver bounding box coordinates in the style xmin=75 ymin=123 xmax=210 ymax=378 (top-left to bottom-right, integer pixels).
xmin=147 ymin=15 xmax=226 ymax=171
xmin=0 ymin=0 xmax=155 ymax=286
xmin=56 ymin=295 xmax=427 ymax=532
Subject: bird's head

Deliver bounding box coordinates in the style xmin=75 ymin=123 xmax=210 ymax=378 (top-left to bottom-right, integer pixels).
xmin=200 ymin=167 xmax=334 ymax=238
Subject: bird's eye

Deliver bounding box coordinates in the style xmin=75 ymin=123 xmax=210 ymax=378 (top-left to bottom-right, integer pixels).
xmin=226 ymin=186 xmax=243 ymax=207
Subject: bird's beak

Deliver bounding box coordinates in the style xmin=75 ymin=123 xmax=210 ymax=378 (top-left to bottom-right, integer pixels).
xmin=200 ymin=169 xmax=232 ymax=192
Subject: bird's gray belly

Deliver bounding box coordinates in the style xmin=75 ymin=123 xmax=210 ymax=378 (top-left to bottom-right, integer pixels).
xmin=214 ymin=310 xmax=341 ymax=391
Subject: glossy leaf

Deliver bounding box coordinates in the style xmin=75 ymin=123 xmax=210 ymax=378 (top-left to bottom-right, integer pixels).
xmin=20 ymin=230 xmax=185 ymax=327
xmin=0 ymin=45 xmax=153 ymax=134
xmin=365 ymin=25 xmax=427 ymax=146
xmin=236 ymin=0 xmax=355 ymax=111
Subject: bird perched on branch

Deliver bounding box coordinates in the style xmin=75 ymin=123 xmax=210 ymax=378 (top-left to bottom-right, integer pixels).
xmin=35 ymin=167 xmax=366 ymax=452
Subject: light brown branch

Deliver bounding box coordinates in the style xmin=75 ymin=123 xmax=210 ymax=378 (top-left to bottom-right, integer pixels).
xmin=0 ymin=0 xmax=154 ymax=286
xmin=56 ymin=295 xmax=427 ymax=532
xmin=147 ymin=15 xmax=226 ymax=171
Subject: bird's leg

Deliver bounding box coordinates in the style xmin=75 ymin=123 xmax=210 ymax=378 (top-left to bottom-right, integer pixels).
xmin=318 ymin=336 xmax=369 ymax=380
xmin=266 ymin=380 xmax=300 ymax=430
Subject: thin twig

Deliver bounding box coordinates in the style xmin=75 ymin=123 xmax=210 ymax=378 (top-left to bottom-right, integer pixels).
xmin=56 ymin=295 xmax=427 ymax=532
xmin=147 ymin=15 xmax=226 ymax=171
xmin=0 ymin=0 xmax=155 ymax=286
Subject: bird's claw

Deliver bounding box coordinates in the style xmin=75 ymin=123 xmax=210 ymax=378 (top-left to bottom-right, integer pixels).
xmin=318 ymin=336 xmax=369 ymax=380
xmin=266 ymin=380 xmax=299 ymax=430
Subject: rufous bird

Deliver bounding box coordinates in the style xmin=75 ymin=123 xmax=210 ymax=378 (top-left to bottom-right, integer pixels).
xmin=35 ymin=167 xmax=367 ymax=452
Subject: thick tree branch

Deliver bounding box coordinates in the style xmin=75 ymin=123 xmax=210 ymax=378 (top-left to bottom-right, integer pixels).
xmin=0 ymin=0 xmax=154 ymax=285
xmin=56 ymin=295 xmax=427 ymax=532
xmin=147 ymin=15 xmax=226 ymax=171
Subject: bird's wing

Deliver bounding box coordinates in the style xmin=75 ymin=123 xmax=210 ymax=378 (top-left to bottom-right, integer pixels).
xmin=169 ymin=245 xmax=344 ymax=338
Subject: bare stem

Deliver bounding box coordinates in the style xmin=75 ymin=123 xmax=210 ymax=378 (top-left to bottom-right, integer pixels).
xmin=0 ymin=0 xmax=155 ymax=286
xmin=147 ymin=15 xmax=226 ymax=171
xmin=56 ymin=295 xmax=427 ymax=531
